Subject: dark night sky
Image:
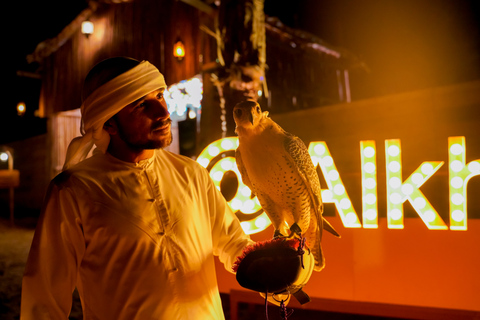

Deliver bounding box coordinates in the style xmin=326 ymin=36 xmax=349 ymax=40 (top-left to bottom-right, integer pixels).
xmin=2 ymin=0 xmax=480 ymax=142
xmin=265 ymin=0 xmax=480 ymax=100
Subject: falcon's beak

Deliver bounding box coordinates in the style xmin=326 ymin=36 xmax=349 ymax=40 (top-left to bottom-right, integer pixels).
xmin=248 ymin=110 xmax=254 ymax=125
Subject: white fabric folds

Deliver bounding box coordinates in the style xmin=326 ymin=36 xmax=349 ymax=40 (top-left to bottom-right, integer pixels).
xmin=62 ymin=60 xmax=167 ymax=171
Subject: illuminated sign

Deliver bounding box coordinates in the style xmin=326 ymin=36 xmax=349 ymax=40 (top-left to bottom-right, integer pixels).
xmin=198 ymin=136 xmax=479 ymax=233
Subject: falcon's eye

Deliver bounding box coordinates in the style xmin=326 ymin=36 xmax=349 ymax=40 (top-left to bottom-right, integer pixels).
xmin=256 ymin=106 xmax=261 ymax=113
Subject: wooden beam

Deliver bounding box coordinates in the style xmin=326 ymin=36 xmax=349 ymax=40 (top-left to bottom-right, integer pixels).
xmin=180 ymin=0 xmax=215 ymax=15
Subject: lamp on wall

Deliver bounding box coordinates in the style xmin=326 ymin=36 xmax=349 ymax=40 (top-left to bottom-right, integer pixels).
xmin=173 ymin=40 xmax=185 ymax=61
xmin=16 ymin=102 xmax=26 ymax=116
xmin=81 ymin=20 xmax=94 ymax=38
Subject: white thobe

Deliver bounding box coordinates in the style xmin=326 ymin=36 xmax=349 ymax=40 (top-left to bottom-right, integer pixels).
xmin=21 ymin=149 xmax=252 ymax=319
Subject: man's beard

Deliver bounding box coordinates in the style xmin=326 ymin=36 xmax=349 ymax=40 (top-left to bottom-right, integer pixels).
xmin=117 ymin=119 xmax=173 ymax=151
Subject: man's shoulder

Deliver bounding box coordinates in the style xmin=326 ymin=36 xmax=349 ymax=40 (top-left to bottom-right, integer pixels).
xmin=51 ymin=153 xmax=108 ymax=186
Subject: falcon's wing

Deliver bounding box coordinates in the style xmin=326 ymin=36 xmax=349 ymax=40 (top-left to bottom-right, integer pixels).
xmin=284 ymin=134 xmax=340 ymax=238
xmin=284 ymin=133 xmax=322 ymax=212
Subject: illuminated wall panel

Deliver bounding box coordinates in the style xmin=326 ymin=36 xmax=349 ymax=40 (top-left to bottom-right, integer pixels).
xmin=309 ymin=142 xmax=362 ymax=228
xmin=360 ymin=141 xmax=378 ymax=228
xmin=448 ymin=136 xmax=480 ymax=230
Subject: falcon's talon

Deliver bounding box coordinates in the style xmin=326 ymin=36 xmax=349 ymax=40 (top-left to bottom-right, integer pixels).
xmin=288 ymin=223 xmax=302 ymax=238
xmin=273 ymin=230 xmax=286 ymax=238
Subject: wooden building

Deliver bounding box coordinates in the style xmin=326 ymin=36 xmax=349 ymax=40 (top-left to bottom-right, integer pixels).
xmin=25 ymin=0 xmax=363 ymax=177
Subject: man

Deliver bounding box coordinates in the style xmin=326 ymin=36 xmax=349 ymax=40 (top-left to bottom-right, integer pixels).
xmin=21 ymin=57 xmax=253 ymax=319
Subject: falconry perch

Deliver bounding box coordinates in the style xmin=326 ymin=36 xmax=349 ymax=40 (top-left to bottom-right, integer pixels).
xmin=233 ymin=100 xmax=340 ymax=271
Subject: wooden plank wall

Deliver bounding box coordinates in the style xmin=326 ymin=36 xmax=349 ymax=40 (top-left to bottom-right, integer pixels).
xmin=39 ymin=0 xmax=204 ymax=117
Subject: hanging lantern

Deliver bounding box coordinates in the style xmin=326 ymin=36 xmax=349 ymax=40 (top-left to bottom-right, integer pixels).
xmin=81 ymin=20 xmax=94 ymax=38
xmin=16 ymin=102 xmax=26 ymax=116
xmin=173 ymin=40 xmax=185 ymax=60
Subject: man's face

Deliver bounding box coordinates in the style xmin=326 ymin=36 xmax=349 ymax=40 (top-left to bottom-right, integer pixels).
xmin=113 ymin=88 xmax=172 ymax=150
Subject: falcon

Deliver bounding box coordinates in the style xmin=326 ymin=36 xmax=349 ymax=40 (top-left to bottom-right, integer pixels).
xmin=233 ymin=100 xmax=340 ymax=271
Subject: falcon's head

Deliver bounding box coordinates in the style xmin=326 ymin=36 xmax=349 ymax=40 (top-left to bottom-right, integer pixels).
xmin=233 ymin=100 xmax=269 ymax=135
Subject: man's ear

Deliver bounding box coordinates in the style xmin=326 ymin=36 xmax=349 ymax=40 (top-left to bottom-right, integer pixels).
xmin=103 ymin=117 xmax=118 ymax=135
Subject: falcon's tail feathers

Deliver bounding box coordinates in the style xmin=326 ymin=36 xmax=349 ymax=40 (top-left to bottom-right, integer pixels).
xmin=323 ymin=218 xmax=340 ymax=238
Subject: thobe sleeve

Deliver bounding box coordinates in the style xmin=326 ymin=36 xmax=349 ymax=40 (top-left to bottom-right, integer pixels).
xmin=204 ymin=169 xmax=254 ymax=272
xmin=21 ymin=180 xmax=85 ymax=320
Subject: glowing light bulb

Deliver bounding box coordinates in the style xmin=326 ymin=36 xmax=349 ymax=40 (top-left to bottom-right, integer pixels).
xmin=387 ymin=145 xmax=400 ymax=157
xmin=322 ymin=189 xmax=333 ymax=202
xmin=452 ymin=210 xmax=465 ymax=222
xmin=424 ymin=210 xmax=436 ymax=223
xmin=328 ymin=170 xmax=339 ymax=181
xmin=240 ymin=221 xmax=251 ymax=232
xmin=334 ymin=184 xmax=345 ymax=195
xmin=468 ymin=161 xmax=480 ymax=173
xmin=401 ymin=183 xmax=414 ymax=195
xmin=388 ymin=161 xmax=401 ymax=173
xmin=255 ymin=217 xmax=268 ymax=228
xmin=390 ymin=209 xmax=402 ymax=220
xmin=411 ymin=173 xmax=424 ymax=185
xmin=241 ymin=186 xmax=251 ymax=197
xmin=389 ymin=177 xmax=401 ymax=189
xmin=451 ymin=193 xmax=464 ymax=205
xmin=314 ymin=144 xmax=326 ymax=156
xmin=243 ymin=200 xmax=255 ymax=212
xmin=364 ymin=162 xmax=376 ymax=174
xmin=365 ymin=193 xmax=376 ymax=205
xmin=340 ymin=198 xmax=351 ymax=209
xmin=197 ymin=157 xmax=209 ymax=168
xmin=212 ymin=171 xmax=223 ymax=181
xmin=221 ymin=139 xmax=234 ymax=150
xmin=450 ymin=177 xmax=463 ymax=189
xmin=345 ymin=212 xmax=358 ymax=224
xmin=363 ymin=146 xmax=375 ymax=158
xmin=220 ymin=159 xmax=233 ymax=171
xmin=421 ymin=163 xmax=434 ymax=175
xmin=81 ymin=20 xmax=94 ymax=36
xmin=413 ymin=197 xmax=426 ymax=209
xmin=389 ymin=193 xmax=403 ymax=204
xmin=450 ymin=160 xmax=463 ymax=173
xmin=365 ymin=209 xmax=377 ymax=220
xmin=364 ymin=178 xmax=376 ymax=189
xmin=450 ymin=143 xmax=463 ymax=155
xmin=231 ymin=199 xmax=242 ymax=210
xmin=208 ymin=146 xmax=220 ymax=157
xmin=322 ymin=156 xmax=333 ymax=167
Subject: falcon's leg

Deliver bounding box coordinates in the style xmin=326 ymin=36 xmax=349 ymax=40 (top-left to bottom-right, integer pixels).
xmin=287 ymin=223 xmax=302 ymax=238
xmin=273 ymin=229 xmax=286 ymax=238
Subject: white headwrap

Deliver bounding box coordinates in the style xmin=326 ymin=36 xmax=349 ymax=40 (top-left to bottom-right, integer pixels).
xmin=62 ymin=60 xmax=167 ymax=171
